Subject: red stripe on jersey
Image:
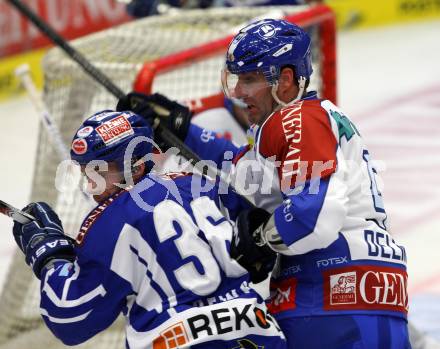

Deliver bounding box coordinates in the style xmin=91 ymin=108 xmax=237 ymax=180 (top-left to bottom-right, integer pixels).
xmin=258 ymin=100 xmax=337 ymax=191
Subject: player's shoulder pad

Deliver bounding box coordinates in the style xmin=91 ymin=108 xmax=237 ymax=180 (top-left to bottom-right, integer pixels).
xmin=74 ymin=173 xmax=180 ymax=258
xmin=129 ymin=172 xmax=195 ymax=210
xmin=258 ymin=99 xmax=334 ymax=155
xmin=75 ymin=189 xmax=133 ymax=246
xmin=257 ymin=100 xmax=338 ymax=186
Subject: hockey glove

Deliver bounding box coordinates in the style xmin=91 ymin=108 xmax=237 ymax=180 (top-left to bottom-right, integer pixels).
xmin=12 ymin=202 xmax=76 ymax=279
xmin=116 ymin=92 xmax=192 ymax=149
xmin=231 ymin=208 xmax=277 ymax=284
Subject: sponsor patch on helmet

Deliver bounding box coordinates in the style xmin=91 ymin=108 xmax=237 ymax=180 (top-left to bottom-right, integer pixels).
xmin=96 ymin=114 xmax=134 ymax=145
xmin=76 ymin=126 xmax=94 ymax=138
xmin=72 ymin=138 xmax=88 ymax=155
xmin=257 ymin=24 xmax=276 ymax=38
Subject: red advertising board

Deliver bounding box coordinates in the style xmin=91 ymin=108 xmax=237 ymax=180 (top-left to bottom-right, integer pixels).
xmin=0 ymin=0 xmax=132 ymax=57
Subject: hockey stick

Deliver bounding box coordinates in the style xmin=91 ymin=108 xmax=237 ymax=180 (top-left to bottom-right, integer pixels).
xmin=15 ymin=64 xmax=94 ymax=203
xmin=0 ymin=200 xmax=35 ymax=224
xmin=6 ymin=0 xmax=207 ymax=171
xmin=6 ymin=0 xmax=256 ymax=208
xmin=15 ymin=64 xmax=70 ymax=161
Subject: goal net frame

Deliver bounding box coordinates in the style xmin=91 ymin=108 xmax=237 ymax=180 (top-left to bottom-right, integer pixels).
xmin=133 ymin=4 xmax=336 ymax=109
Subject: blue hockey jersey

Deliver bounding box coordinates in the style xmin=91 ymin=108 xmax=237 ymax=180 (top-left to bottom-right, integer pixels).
xmin=39 ymin=173 xmax=286 ymax=348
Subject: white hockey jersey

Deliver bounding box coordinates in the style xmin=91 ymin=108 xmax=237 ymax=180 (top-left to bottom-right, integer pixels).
xmin=184 ymin=91 xmax=408 ymax=320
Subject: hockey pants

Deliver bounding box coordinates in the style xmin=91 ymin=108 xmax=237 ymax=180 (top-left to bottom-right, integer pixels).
xmin=277 ymin=314 xmax=412 ymax=349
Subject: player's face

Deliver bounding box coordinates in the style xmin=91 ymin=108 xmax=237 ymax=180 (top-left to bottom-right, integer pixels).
xmin=81 ymin=162 xmax=124 ymax=203
xmin=232 ymin=71 xmax=276 ymax=125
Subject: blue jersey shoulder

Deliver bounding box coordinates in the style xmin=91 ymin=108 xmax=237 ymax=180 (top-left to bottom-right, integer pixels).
xmin=75 ymin=172 xmax=248 ymax=264
xmin=74 ymin=174 xmax=173 ymax=260
xmin=75 ymin=173 xmax=212 ymax=257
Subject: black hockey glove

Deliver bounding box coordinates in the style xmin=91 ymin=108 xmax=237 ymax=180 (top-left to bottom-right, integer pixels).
xmin=116 ymin=92 xmax=192 ymax=149
xmin=231 ymin=208 xmax=277 ymax=284
xmin=12 ymin=202 xmax=76 ymax=279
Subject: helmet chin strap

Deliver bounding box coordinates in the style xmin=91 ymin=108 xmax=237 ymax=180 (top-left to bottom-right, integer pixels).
xmin=271 ymin=76 xmax=307 ymax=110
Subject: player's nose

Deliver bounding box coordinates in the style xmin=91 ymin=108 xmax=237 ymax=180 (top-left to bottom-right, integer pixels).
xmin=233 ymin=81 xmax=248 ymax=100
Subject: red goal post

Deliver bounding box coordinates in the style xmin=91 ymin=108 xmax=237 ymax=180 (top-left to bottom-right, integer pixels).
xmin=133 ymin=4 xmax=337 ymax=113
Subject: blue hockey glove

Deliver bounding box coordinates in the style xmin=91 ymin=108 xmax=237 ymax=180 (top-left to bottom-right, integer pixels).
xmin=116 ymin=92 xmax=192 ymax=148
xmin=231 ymin=208 xmax=277 ymax=283
xmin=12 ymin=202 xmax=76 ymax=279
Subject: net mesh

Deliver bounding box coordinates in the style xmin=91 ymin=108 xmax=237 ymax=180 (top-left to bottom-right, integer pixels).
xmin=0 ymin=5 xmax=335 ymax=348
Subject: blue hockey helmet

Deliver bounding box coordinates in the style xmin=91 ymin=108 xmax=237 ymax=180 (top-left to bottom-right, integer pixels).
xmin=70 ymin=110 xmax=154 ymax=171
xmin=222 ymin=18 xmax=312 ymax=105
xmin=225 ymin=18 xmax=312 ymax=83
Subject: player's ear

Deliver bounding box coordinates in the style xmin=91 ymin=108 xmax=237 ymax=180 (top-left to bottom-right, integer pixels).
xmin=277 ymin=67 xmax=296 ymax=102
xmin=279 ymin=67 xmax=295 ymax=91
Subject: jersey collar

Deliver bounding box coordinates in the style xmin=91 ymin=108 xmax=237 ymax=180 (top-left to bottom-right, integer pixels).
xmin=252 ymin=90 xmax=318 ymax=148
xmin=302 ymin=90 xmax=318 ymax=100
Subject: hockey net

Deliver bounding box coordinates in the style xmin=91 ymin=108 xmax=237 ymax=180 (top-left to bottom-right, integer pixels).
xmin=0 ymin=5 xmax=336 ymax=349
